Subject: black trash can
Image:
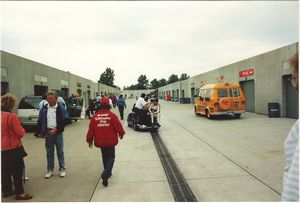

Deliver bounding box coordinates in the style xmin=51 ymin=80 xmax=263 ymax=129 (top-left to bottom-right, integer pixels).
xmin=179 ymin=98 xmax=185 ymax=104
xmin=268 ymin=103 xmax=280 ymax=118
xmin=184 ymin=98 xmax=191 ymax=104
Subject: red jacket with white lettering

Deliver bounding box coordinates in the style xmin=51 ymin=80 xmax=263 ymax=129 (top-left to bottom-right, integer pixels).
xmin=86 ymin=109 xmax=125 ymax=148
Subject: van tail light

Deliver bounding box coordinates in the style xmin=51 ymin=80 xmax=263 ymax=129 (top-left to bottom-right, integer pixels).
xmin=241 ymin=101 xmax=246 ymax=104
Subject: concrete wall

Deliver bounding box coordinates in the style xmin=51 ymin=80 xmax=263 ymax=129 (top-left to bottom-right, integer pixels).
xmin=1 ymin=51 xmax=120 ymax=106
xmin=158 ymin=42 xmax=298 ymax=116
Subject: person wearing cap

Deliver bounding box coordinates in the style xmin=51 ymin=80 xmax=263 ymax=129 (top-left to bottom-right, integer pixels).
xmin=86 ymin=97 xmax=125 ymax=187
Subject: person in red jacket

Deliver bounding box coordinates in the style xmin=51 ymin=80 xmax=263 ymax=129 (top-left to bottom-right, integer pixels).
xmin=1 ymin=93 xmax=32 ymax=200
xmin=86 ymin=97 xmax=125 ymax=187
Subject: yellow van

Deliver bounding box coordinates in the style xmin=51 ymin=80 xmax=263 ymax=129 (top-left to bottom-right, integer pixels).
xmin=194 ymin=83 xmax=246 ymax=119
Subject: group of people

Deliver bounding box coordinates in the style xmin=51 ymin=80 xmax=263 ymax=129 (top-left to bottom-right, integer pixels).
xmin=1 ymin=53 xmax=298 ymax=201
xmin=134 ymin=93 xmax=161 ymax=126
xmin=86 ymin=94 xmax=127 ymax=120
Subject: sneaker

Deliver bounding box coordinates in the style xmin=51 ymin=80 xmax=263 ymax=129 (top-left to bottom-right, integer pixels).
xmin=59 ymin=170 xmax=66 ymax=177
xmin=25 ymin=176 xmax=29 ymax=181
xmin=102 ymin=179 xmax=108 ymax=187
xmin=44 ymin=171 xmax=53 ymax=179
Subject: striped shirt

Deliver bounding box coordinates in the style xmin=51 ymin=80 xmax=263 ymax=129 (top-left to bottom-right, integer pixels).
xmin=282 ymin=120 xmax=299 ymax=201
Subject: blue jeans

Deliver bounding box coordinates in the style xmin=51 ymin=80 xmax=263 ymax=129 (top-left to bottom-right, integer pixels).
xmin=45 ymin=133 xmax=65 ymax=171
xmin=100 ymin=147 xmax=115 ymax=180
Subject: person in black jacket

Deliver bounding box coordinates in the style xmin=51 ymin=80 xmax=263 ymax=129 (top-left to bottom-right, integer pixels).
xmin=36 ymin=91 xmax=69 ymax=179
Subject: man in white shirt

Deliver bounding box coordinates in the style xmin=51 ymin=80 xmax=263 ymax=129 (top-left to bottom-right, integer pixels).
xmin=135 ymin=93 xmax=146 ymax=110
xmin=37 ymin=91 xmax=69 ymax=179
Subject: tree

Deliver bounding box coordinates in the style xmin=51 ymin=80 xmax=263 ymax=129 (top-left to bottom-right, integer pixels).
xmin=180 ymin=73 xmax=190 ymax=80
xmin=98 ymin=67 xmax=115 ymax=87
xmin=158 ymin=78 xmax=167 ymax=87
xmin=167 ymin=74 xmax=179 ymax=84
xmin=150 ymin=79 xmax=160 ymax=89
xmin=136 ymin=75 xmax=149 ymax=89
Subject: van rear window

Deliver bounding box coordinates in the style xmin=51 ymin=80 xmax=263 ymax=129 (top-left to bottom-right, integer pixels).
xmin=218 ymin=89 xmax=228 ymax=98
xmin=230 ymin=88 xmax=240 ymax=97
xmin=18 ymin=98 xmax=41 ymax=109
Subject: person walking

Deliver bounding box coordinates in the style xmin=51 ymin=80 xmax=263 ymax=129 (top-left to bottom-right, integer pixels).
xmin=282 ymin=53 xmax=299 ymax=201
xmin=1 ymin=93 xmax=32 ymax=200
xmin=86 ymin=97 xmax=125 ymax=187
xmin=116 ymin=95 xmax=126 ymax=120
xmin=36 ymin=91 xmax=69 ymax=179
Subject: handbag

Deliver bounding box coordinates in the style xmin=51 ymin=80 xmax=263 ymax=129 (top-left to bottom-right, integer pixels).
xmin=7 ymin=114 xmax=27 ymax=157
xmin=19 ymin=145 xmax=28 ymax=157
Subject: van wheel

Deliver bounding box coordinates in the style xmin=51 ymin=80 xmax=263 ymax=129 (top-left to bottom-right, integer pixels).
xmin=234 ymin=113 xmax=241 ymax=119
xmin=206 ymin=110 xmax=212 ymax=119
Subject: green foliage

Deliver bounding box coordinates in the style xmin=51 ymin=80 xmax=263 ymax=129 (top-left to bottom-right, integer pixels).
xmin=167 ymin=74 xmax=179 ymax=84
xmin=180 ymin=73 xmax=190 ymax=80
xmin=98 ymin=67 xmax=115 ymax=87
xmin=150 ymin=79 xmax=160 ymax=89
xmin=136 ymin=75 xmax=149 ymax=89
xmin=158 ymin=78 xmax=167 ymax=87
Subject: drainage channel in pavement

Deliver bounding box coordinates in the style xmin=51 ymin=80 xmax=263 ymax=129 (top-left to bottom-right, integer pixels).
xmin=150 ymin=130 xmax=198 ymax=202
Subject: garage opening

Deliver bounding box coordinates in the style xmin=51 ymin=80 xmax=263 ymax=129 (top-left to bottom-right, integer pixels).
xmin=1 ymin=82 xmax=9 ymax=96
xmin=34 ymin=85 xmax=48 ymax=96
xmin=240 ymin=80 xmax=255 ymax=112
xmin=283 ymin=75 xmax=298 ymax=119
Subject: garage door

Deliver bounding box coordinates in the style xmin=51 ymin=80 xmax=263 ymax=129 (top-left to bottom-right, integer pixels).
xmin=240 ymin=80 xmax=255 ymax=112
xmin=284 ymin=75 xmax=299 ymax=119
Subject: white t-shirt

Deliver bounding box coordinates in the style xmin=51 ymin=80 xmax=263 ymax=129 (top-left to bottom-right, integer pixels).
xmin=135 ymin=97 xmax=146 ymax=110
xmin=47 ymin=103 xmax=58 ymax=129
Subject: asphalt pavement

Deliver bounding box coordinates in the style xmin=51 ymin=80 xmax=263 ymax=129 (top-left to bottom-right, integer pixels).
xmin=2 ymin=99 xmax=296 ymax=202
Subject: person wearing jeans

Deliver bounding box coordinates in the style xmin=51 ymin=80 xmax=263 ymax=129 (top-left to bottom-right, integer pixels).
xmin=37 ymin=91 xmax=69 ymax=179
xmin=45 ymin=132 xmax=65 ymax=173
xmin=86 ymin=97 xmax=125 ymax=187
xmin=116 ymin=95 xmax=126 ymax=120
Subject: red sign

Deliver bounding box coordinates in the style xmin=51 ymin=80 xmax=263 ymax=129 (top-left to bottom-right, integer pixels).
xmin=239 ymin=69 xmax=254 ymax=77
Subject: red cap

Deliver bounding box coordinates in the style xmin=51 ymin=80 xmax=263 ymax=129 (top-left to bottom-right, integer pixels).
xmin=100 ymin=97 xmax=110 ymax=105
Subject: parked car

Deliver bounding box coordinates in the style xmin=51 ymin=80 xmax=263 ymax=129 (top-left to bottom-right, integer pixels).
xmin=194 ymin=82 xmax=246 ymax=119
xmin=67 ymin=96 xmax=85 ymax=120
xmin=17 ymin=96 xmax=42 ymax=128
xmin=17 ymin=95 xmax=84 ymax=128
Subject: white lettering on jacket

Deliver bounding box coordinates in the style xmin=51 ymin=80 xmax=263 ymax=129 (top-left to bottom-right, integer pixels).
xmin=95 ymin=115 xmax=111 ymax=127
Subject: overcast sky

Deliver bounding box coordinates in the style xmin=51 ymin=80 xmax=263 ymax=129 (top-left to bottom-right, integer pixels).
xmin=1 ymin=1 xmax=298 ymax=88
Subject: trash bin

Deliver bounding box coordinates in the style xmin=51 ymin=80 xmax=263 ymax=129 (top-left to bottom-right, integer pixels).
xmin=184 ymin=98 xmax=191 ymax=104
xmin=179 ymin=98 xmax=185 ymax=104
xmin=268 ymin=103 xmax=280 ymax=118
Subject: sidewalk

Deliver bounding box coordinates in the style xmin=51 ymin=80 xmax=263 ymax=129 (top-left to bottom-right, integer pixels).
xmin=2 ymin=99 xmax=173 ymax=202
xmin=2 ymin=99 xmax=295 ymax=202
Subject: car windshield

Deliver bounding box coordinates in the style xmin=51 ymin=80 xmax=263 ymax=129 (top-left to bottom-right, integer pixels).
xmin=18 ymin=98 xmax=42 ymax=109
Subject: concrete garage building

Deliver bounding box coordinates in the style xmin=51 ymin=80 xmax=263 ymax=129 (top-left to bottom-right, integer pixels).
xmin=1 ymin=51 xmax=120 ymax=106
xmin=122 ymin=89 xmax=155 ymax=100
xmin=158 ymin=42 xmax=298 ymax=118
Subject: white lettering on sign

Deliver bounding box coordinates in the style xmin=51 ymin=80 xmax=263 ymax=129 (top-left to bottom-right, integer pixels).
xmin=239 ymin=69 xmax=254 ymax=77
